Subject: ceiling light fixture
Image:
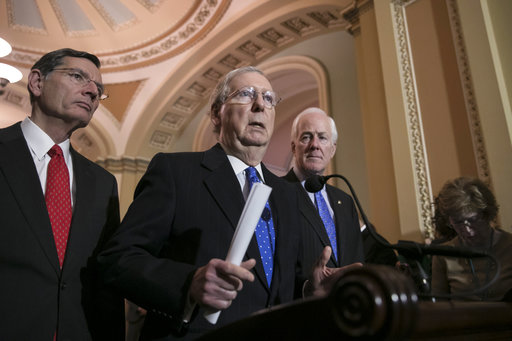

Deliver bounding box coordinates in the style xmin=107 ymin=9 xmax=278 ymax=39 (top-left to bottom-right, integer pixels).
xmin=0 ymin=37 xmax=13 ymax=58
xmin=0 ymin=63 xmax=23 ymax=84
xmin=0 ymin=37 xmax=22 ymax=89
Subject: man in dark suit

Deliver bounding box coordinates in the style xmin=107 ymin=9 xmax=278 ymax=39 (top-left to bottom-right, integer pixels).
xmin=0 ymin=48 xmax=124 ymax=340
xmin=283 ymin=107 xmax=365 ymax=274
xmin=98 ymin=67 xmax=359 ymax=340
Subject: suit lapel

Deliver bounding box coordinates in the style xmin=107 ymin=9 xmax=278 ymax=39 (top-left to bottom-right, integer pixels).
xmin=301 ymin=187 xmax=338 ymax=265
xmin=285 ymin=169 xmax=337 ymax=266
xmin=202 ymin=144 xmax=245 ymax=230
xmin=62 ymin=149 xmax=94 ymax=269
xmin=0 ymin=123 xmax=60 ymax=273
xmin=202 ymin=145 xmax=271 ymax=290
xmin=327 ymin=185 xmax=349 ymax=266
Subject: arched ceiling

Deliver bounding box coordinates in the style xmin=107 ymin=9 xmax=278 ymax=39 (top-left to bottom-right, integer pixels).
xmin=0 ymin=0 xmax=355 ymax=161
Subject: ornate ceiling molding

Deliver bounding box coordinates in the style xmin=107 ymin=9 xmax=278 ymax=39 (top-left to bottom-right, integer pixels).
xmin=342 ymin=0 xmax=371 ymax=36
xmin=98 ymin=0 xmax=230 ymax=71
xmin=2 ymin=0 xmax=230 ymax=72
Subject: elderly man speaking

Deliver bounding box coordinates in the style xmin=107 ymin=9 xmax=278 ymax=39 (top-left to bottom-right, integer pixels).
xmin=99 ymin=68 xmax=360 ymax=340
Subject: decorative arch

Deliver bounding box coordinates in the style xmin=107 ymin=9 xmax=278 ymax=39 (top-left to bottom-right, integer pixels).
xmin=123 ymin=0 xmax=354 ymax=159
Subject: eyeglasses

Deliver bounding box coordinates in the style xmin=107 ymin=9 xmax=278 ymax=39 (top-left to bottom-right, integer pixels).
xmin=450 ymin=215 xmax=483 ymax=229
xmin=225 ymin=86 xmax=281 ymax=109
xmin=52 ymin=68 xmax=108 ymax=101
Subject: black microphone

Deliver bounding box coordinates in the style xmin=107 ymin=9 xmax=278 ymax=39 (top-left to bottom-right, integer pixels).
xmin=304 ymin=174 xmax=489 ymax=259
xmin=305 ymin=174 xmax=391 ymax=249
xmin=304 ymin=174 xmax=326 ymax=192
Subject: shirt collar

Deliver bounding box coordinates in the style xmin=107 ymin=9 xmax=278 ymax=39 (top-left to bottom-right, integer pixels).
xmin=20 ymin=117 xmax=71 ymax=162
xmin=227 ymin=155 xmax=264 ymax=182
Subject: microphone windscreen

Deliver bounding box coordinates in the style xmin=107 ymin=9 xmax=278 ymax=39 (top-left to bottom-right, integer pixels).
xmin=305 ymin=175 xmax=325 ymax=193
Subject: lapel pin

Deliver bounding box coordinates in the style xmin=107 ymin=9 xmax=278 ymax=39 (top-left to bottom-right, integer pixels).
xmin=337 ymin=200 xmax=342 ymax=205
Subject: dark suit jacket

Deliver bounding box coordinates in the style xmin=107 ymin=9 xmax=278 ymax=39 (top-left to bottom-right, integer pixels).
xmin=0 ymin=122 xmax=124 ymax=340
xmin=283 ymin=169 xmax=364 ymax=274
xmin=98 ymin=143 xmax=303 ymax=340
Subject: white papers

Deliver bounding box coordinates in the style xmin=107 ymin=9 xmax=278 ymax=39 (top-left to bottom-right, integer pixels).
xmin=203 ymin=182 xmax=272 ymax=324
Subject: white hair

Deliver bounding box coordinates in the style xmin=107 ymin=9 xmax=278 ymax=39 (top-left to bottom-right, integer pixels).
xmin=290 ymin=107 xmax=338 ymax=143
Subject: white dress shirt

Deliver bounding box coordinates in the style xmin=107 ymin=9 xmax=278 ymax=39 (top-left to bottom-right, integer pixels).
xmin=20 ymin=117 xmax=75 ymax=207
xmin=300 ymin=180 xmax=334 ymax=219
xmin=227 ymin=155 xmax=265 ymax=200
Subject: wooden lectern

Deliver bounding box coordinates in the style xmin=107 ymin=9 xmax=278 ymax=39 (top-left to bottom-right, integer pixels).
xmin=197 ymin=265 xmax=512 ymax=340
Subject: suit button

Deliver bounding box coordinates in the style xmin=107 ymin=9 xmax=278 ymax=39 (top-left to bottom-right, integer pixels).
xmin=61 ymin=282 xmax=67 ymax=290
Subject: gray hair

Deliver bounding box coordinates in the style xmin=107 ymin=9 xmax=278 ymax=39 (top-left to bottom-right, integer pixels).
xmin=290 ymin=107 xmax=338 ymax=143
xmin=209 ymin=66 xmax=266 ymax=134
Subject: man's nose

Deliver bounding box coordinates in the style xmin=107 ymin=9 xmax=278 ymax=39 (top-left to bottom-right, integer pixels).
xmin=309 ymin=135 xmax=321 ymax=148
xmin=251 ymin=92 xmax=265 ymax=111
xmin=83 ymin=80 xmax=100 ymax=100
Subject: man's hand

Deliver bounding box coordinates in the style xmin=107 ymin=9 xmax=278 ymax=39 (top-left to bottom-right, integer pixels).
xmin=304 ymin=246 xmax=362 ymax=298
xmin=189 ymin=258 xmax=256 ymax=310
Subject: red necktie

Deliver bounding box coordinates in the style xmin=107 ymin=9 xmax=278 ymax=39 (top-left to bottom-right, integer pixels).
xmin=45 ymin=145 xmax=72 ymax=268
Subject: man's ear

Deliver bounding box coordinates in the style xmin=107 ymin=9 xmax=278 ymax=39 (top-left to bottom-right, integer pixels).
xmin=27 ymin=69 xmax=44 ymax=97
xmin=330 ymin=142 xmax=337 ymax=158
xmin=210 ymin=104 xmax=225 ymax=132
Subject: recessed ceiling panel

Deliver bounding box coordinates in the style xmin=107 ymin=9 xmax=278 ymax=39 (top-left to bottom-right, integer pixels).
xmin=89 ymin=0 xmax=137 ymax=31
xmin=137 ymin=0 xmax=162 ymax=12
xmin=52 ymin=0 xmax=95 ymax=34
xmin=7 ymin=0 xmax=46 ymax=33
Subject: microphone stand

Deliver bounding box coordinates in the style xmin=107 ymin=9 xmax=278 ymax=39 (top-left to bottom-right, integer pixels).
xmin=310 ymin=174 xmax=391 ymax=249
xmin=317 ymin=174 xmax=432 ymax=293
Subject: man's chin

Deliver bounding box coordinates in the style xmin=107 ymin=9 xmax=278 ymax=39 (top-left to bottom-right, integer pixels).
xmin=303 ymin=163 xmax=325 ymax=175
xmin=62 ymin=115 xmax=91 ymax=132
xmin=239 ymin=136 xmax=269 ymax=147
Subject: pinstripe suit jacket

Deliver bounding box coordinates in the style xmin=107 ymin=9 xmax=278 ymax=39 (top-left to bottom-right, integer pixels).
xmin=99 ymin=144 xmax=303 ymax=340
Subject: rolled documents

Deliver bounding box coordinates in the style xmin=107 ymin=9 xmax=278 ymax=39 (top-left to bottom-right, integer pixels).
xmin=203 ymin=182 xmax=272 ymax=324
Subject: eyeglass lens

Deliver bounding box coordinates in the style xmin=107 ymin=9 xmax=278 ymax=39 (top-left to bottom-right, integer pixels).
xmin=52 ymin=68 xmax=107 ymax=100
xmin=228 ymin=87 xmax=279 ymax=108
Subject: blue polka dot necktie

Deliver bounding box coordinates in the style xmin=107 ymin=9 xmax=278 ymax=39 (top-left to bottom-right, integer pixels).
xmin=245 ymin=167 xmax=275 ymax=286
xmin=45 ymin=145 xmax=72 ymax=269
xmin=314 ymin=191 xmax=338 ymax=262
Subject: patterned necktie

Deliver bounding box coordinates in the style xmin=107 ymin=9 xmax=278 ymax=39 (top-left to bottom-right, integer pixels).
xmin=314 ymin=191 xmax=338 ymax=262
xmin=245 ymin=166 xmax=275 ymax=286
xmin=45 ymin=145 xmax=72 ymax=268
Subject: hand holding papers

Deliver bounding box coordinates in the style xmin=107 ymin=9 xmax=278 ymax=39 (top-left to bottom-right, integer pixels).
xmin=203 ymin=182 xmax=272 ymax=324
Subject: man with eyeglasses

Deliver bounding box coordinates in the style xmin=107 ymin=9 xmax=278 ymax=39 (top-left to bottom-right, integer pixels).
xmin=99 ymin=66 xmax=360 ymax=340
xmin=0 ymin=48 xmax=124 ymax=340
